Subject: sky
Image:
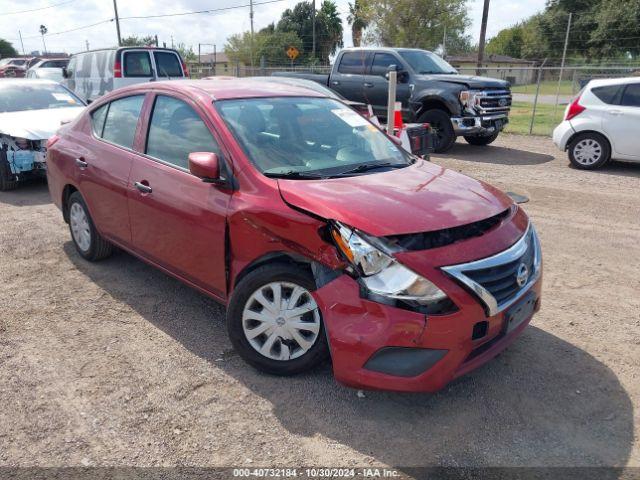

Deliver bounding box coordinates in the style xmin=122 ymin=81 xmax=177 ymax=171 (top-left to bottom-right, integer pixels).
xmin=1 ymin=0 xmax=547 ymax=58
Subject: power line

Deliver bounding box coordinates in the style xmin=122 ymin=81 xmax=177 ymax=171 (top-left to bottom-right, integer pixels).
xmin=19 ymin=19 xmax=114 ymax=40
xmin=4 ymin=0 xmax=75 ymax=15
xmin=119 ymin=0 xmax=286 ymax=20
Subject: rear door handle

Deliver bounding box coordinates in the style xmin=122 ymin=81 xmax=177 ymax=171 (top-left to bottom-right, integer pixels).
xmin=363 ymin=82 xmax=374 ymax=88
xmin=331 ymin=80 xmax=340 ymax=86
xmin=608 ymin=109 xmax=623 ymax=115
xmin=75 ymin=158 xmax=88 ymax=168
xmin=134 ymin=181 xmax=152 ymax=194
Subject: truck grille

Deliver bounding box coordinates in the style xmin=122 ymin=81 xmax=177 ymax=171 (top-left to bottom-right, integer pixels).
xmin=442 ymin=225 xmax=541 ymax=316
xmin=476 ymin=89 xmax=512 ymax=114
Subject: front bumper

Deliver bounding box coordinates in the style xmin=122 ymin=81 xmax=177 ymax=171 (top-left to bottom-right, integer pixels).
xmin=451 ymin=114 xmax=509 ymax=136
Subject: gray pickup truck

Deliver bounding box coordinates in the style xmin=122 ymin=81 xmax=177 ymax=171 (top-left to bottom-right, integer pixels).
xmin=273 ymin=47 xmax=512 ymax=152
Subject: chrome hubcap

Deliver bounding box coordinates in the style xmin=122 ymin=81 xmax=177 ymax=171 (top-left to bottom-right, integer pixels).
xmin=242 ymin=282 xmax=321 ymax=361
xmin=69 ymin=202 xmax=91 ymax=252
xmin=574 ymin=139 xmax=602 ymax=165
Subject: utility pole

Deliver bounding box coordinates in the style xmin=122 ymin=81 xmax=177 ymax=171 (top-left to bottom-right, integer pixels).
xmin=112 ymin=0 xmax=122 ymax=46
xmin=171 ymin=35 xmax=174 ymax=48
xmin=85 ymin=40 xmax=90 ymax=51
xmin=476 ymin=0 xmax=490 ymax=75
xmin=249 ymin=0 xmax=255 ymax=69
xmin=312 ymin=0 xmax=316 ymax=60
xmin=553 ymin=12 xmax=572 ymax=117
xmin=18 ymin=30 xmax=25 ymax=55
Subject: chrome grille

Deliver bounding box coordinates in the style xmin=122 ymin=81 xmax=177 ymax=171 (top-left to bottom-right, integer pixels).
xmin=442 ymin=224 xmax=541 ymax=316
xmin=476 ymin=89 xmax=512 ymax=114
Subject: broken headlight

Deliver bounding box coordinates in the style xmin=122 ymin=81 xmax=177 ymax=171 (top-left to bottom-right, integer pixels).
xmin=331 ymin=222 xmax=449 ymax=306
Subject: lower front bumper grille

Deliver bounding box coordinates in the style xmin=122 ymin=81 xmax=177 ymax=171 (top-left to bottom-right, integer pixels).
xmin=442 ymin=224 xmax=542 ymax=316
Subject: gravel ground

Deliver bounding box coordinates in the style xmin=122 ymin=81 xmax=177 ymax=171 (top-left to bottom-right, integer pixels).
xmin=0 ymin=134 xmax=638 ymax=474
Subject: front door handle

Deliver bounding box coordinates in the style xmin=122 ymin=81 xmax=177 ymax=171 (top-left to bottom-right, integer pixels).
xmin=363 ymin=82 xmax=374 ymax=88
xmin=75 ymin=158 xmax=88 ymax=168
xmin=134 ymin=181 xmax=152 ymax=194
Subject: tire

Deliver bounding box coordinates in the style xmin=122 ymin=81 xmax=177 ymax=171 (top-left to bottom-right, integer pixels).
xmin=568 ymin=132 xmax=611 ymax=170
xmin=0 ymin=151 xmax=19 ymax=191
xmin=227 ymin=263 xmax=329 ymax=375
xmin=67 ymin=191 xmax=113 ymax=261
xmin=418 ymin=109 xmax=456 ymax=153
xmin=464 ymin=130 xmax=500 ymax=146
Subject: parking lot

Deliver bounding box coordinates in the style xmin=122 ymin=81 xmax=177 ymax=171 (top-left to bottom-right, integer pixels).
xmin=0 ymin=133 xmax=638 ymax=471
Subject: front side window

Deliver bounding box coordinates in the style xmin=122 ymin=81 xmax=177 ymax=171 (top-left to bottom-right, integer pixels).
xmin=123 ymin=51 xmax=152 ymax=77
xmin=146 ymin=95 xmax=220 ymax=169
xmin=337 ymin=52 xmax=368 ymax=75
xmin=370 ymin=53 xmax=400 ymax=76
xmin=620 ymin=83 xmax=640 ymax=107
xmin=154 ymin=52 xmax=183 ymax=77
xmin=217 ymin=97 xmax=411 ymax=178
xmin=102 ymin=95 xmax=145 ymax=148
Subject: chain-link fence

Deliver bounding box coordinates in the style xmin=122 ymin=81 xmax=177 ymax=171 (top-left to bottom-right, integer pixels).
xmin=190 ymin=62 xmax=639 ymax=136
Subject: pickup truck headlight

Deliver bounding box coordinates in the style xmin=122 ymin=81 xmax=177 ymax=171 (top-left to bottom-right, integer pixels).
xmin=459 ymin=90 xmax=481 ymax=112
xmin=331 ymin=222 xmax=448 ymax=305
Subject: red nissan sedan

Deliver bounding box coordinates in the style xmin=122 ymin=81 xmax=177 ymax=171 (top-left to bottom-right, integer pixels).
xmin=46 ymin=79 xmax=542 ymax=392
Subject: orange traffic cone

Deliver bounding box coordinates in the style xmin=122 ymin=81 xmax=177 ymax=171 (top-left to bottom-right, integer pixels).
xmin=393 ymin=101 xmax=403 ymax=136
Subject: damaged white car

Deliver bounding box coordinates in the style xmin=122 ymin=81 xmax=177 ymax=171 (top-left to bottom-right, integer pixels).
xmin=0 ymin=79 xmax=85 ymax=191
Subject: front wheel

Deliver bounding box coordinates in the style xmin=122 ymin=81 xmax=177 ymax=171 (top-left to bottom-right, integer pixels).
xmin=418 ymin=109 xmax=456 ymax=153
xmin=227 ymin=264 xmax=329 ymax=375
xmin=464 ymin=130 xmax=500 ymax=146
xmin=568 ymin=132 xmax=611 ymax=170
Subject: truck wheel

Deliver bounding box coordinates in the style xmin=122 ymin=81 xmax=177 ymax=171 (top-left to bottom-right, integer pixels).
xmin=0 ymin=151 xmax=19 ymax=191
xmin=464 ymin=131 xmax=500 ymax=146
xmin=227 ymin=263 xmax=329 ymax=376
xmin=67 ymin=191 xmax=113 ymax=261
xmin=568 ymin=132 xmax=611 ymax=170
xmin=418 ymin=109 xmax=456 ymax=153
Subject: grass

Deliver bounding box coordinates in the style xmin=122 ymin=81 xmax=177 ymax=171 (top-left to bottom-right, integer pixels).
xmin=505 ymin=101 xmax=566 ymax=136
xmin=511 ymin=80 xmax=576 ymax=96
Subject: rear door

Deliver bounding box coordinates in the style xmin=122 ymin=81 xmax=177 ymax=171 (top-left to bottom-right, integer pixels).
xmin=606 ymin=82 xmax=640 ymax=158
xmin=151 ymin=50 xmax=186 ymax=80
xmin=127 ymin=93 xmax=230 ymax=297
xmin=329 ymin=51 xmax=370 ymax=104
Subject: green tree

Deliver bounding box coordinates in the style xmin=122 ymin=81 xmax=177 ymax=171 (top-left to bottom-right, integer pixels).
xmin=121 ymin=35 xmax=156 ymax=47
xmin=0 ymin=39 xmax=18 ymax=58
xmin=360 ymin=0 xmax=470 ymax=54
xmin=347 ymin=0 xmax=369 ymax=47
xmin=590 ymin=0 xmax=640 ymax=60
xmin=226 ymin=30 xmax=305 ymax=65
xmin=486 ymin=24 xmax=525 ymax=58
xmin=175 ymin=43 xmax=196 ymax=62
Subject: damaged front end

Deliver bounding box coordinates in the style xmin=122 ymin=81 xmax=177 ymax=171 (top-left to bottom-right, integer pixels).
xmin=0 ymin=134 xmax=48 ymax=190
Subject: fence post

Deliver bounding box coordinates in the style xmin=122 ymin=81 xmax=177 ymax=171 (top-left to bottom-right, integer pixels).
xmin=529 ymin=59 xmax=546 ymax=135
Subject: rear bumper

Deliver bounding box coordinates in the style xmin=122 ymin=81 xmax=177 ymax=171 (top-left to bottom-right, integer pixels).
xmin=552 ymin=121 xmax=575 ymax=150
xmin=451 ymin=114 xmax=508 ymax=136
xmin=313 ymin=273 xmax=542 ymax=392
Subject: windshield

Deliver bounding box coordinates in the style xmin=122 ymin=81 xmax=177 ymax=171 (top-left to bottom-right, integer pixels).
xmin=0 ymin=83 xmax=84 ymax=113
xmin=399 ymin=50 xmax=457 ymax=74
xmin=217 ymin=97 xmax=411 ymax=178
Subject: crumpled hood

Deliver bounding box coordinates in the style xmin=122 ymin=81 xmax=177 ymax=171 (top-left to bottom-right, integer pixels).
xmin=277 ymin=160 xmax=514 ymax=236
xmin=0 ymin=106 xmax=85 ymax=140
xmin=416 ymin=74 xmax=509 ymax=89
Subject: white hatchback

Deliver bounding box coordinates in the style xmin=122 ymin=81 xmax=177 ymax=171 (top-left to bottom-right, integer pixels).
xmin=553 ymin=77 xmax=640 ymax=169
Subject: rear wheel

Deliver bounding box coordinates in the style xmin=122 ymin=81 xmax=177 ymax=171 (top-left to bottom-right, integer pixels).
xmin=464 ymin=130 xmax=500 ymax=146
xmin=227 ymin=264 xmax=329 ymax=375
xmin=0 ymin=151 xmax=19 ymax=191
xmin=568 ymin=132 xmax=611 ymax=170
xmin=418 ymin=109 xmax=456 ymax=153
xmin=67 ymin=191 xmax=113 ymax=261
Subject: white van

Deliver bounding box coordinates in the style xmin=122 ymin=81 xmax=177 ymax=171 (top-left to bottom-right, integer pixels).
xmin=63 ymin=47 xmax=188 ymax=102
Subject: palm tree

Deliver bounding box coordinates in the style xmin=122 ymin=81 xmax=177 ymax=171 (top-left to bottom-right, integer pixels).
xmin=347 ymin=0 xmax=368 ymax=47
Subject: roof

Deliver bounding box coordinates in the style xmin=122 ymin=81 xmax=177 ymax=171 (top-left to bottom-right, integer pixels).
xmin=447 ymin=53 xmax=535 ymax=65
xmin=103 ymin=78 xmax=329 ymax=101
xmin=587 ymin=77 xmax=640 ymax=88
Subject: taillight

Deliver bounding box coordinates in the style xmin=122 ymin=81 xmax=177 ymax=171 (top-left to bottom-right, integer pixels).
xmin=565 ymin=95 xmax=585 ymax=121
xmin=47 ymin=134 xmax=60 ymax=149
xmin=182 ymin=60 xmax=189 ymax=78
xmin=114 ymin=58 xmax=122 ymax=78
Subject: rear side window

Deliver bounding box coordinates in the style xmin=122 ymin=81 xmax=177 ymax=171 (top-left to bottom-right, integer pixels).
xmin=91 ymin=104 xmax=109 ymax=137
xmin=146 ymin=95 xmax=220 ymax=169
xmin=370 ymin=53 xmax=399 ymax=76
xmin=591 ymin=85 xmax=622 ymax=104
xmin=41 ymin=60 xmax=68 ymax=68
xmin=123 ymin=51 xmax=152 ymax=77
xmin=338 ymin=52 xmax=367 ymax=74
xmin=102 ymin=95 xmax=145 ymax=148
xmin=154 ymin=52 xmax=183 ymax=77
xmin=620 ymin=83 xmax=640 ymax=107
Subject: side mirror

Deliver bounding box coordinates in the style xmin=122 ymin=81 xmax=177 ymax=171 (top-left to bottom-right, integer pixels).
xmin=188 ymin=152 xmax=222 ymax=183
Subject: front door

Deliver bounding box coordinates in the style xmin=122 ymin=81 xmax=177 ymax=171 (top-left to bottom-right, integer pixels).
xmin=361 ymin=52 xmax=412 ymax=119
xmin=127 ymin=94 xmax=231 ymax=298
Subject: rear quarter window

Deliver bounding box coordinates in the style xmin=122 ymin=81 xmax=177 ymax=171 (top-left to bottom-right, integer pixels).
xmin=91 ymin=104 xmax=109 ymax=137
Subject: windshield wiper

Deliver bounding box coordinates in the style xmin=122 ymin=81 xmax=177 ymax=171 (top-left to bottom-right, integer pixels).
xmin=264 ymin=170 xmax=327 ymax=179
xmin=335 ymin=162 xmax=407 ymax=176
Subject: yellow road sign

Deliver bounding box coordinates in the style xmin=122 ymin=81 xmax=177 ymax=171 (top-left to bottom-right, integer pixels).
xmin=286 ymin=46 xmax=300 ymax=61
